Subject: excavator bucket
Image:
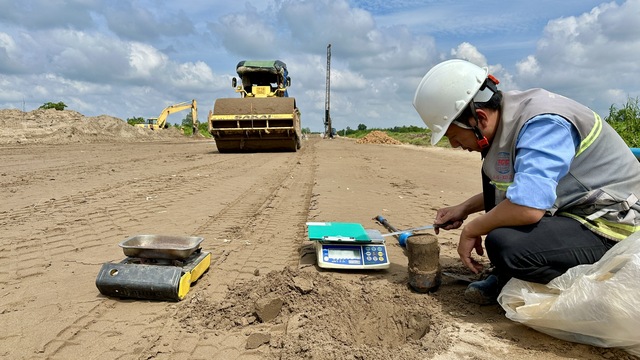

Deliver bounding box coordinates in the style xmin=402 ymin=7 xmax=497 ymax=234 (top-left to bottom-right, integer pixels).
xmin=209 ymin=97 xmax=302 ymax=153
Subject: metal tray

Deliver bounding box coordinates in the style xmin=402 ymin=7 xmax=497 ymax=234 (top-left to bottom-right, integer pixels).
xmin=119 ymin=235 xmax=204 ymax=260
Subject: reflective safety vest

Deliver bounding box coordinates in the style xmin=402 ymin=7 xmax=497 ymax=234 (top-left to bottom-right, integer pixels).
xmin=483 ymin=89 xmax=640 ymax=240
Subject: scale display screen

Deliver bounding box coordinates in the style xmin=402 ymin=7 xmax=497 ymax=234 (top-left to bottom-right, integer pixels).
xmin=316 ymin=243 xmax=389 ymax=269
xmin=327 ymin=248 xmax=361 ymax=260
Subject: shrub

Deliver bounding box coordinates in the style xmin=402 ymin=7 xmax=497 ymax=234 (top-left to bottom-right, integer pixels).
xmin=606 ymin=97 xmax=640 ymax=147
xmin=39 ymin=102 xmax=67 ymax=111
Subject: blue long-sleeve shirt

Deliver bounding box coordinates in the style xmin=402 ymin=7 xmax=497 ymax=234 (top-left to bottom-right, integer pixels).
xmin=505 ymin=114 xmax=581 ymax=210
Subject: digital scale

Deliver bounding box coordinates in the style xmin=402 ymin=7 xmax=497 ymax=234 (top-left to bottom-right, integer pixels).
xmin=306 ymin=222 xmax=390 ymax=270
xmin=95 ymin=235 xmax=211 ymax=301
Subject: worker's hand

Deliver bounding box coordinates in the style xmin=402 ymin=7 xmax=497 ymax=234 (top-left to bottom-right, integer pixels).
xmin=434 ymin=206 xmax=466 ymax=234
xmin=457 ymin=226 xmax=484 ymax=274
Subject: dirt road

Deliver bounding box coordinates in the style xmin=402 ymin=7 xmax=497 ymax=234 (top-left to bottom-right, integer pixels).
xmin=0 ymin=136 xmax=631 ymax=359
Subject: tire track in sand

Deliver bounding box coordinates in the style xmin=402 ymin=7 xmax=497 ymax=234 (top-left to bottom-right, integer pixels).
xmin=190 ymin=141 xmax=317 ymax=303
xmin=0 ymin=143 xmax=316 ymax=359
xmin=132 ymin=142 xmax=319 ymax=359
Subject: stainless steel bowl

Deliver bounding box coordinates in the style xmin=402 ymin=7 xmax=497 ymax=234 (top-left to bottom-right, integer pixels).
xmin=119 ymin=235 xmax=204 ymax=260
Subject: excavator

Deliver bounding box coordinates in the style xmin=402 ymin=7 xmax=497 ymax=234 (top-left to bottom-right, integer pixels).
xmin=136 ymin=100 xmax=198 ymax=135
xmin=208 ymin=60 xmax=302 ymax=152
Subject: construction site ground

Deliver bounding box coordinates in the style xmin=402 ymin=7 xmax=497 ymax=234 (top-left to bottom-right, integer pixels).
xmin=0 ymin=110 xmax=633 ymax=359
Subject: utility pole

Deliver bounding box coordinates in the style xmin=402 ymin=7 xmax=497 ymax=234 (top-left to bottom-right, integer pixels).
xmin=324 ymin=44 xmax=332 ymax=138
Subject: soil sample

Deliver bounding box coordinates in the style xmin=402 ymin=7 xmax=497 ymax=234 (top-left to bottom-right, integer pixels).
xmin=406 ymin=234 xmax=442 ymax=293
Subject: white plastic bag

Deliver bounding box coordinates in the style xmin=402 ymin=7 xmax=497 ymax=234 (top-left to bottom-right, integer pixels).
xmin=498 ymin=231 xmax=640 ymax=356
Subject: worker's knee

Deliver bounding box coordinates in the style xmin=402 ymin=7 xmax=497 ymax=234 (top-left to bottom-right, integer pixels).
xmin=485 ymin=228 xmax=525 ymax=270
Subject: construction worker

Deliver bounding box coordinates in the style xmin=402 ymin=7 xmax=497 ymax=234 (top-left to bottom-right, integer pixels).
xmin=413 ymin=59 xmax=640 ymax=305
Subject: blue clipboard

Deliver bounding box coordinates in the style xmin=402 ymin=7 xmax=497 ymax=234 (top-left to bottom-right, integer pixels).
xmin=306 ymin=222 xmax=371 ymax=242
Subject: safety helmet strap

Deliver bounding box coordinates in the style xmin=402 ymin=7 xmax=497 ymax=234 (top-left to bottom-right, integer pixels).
xmin=467 ymin=74 xmax=499 ymax=149
xmin=469 ymin=103 xmax=490 ymax=149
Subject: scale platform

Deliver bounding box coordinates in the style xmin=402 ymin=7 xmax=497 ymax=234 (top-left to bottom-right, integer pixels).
xmin=306 ymin=222 xmax=390 ymax=270
xmin=96 ymin=235 xmax=211 ymax=301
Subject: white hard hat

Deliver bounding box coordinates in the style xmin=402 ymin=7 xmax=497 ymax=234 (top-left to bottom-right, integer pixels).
xmin=413 ymin=59 xmax=490 ymax=145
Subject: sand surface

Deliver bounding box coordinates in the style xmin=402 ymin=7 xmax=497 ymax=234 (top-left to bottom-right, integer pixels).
xmin=0 ymin=109 xmax=634 ymax=359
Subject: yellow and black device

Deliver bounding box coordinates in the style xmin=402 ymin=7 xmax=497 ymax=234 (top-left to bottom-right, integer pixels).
xmin=96 ymin=235 xmax=211 ymax=301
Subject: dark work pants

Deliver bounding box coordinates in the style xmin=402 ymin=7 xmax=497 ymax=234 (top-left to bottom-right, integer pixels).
xmin=485 ymin=216 xmax=616 ymax=288
xmin=480 ymin=170 xmax=615 ymax=288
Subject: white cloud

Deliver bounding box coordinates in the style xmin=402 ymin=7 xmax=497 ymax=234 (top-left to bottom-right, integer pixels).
xmin=0 ymin=0 xmax=639 ymax=132
xmin=279 ymin=0 xmax=379 ymax=57
xmin=0 ymin=32 xmax=22 ymax=73
xmin=449 ymin=42 xmax=516 ymax=92
xmin=331 ymin=69 xmax=368 ymax=91
xmin=518 ymin=0 xmax=640 ymax=115
xmin=208 ymin=3 xmax=278 ymax=58
xmin=170 ymin=61 xmax=220 ymax=92
xmin=451 ymin=42 xmax=488 ymax=67
xmin=0 ymin=24 xmax=226 ymax=123
xmin=0 ymin=32 xmax=17 ymax=54
xmin=128 ymin=42 xmax=167 ymax=79
xmin=46 ymin=29 xmax=130 ymax=82
xmin=201 ymin=0 xmax=442 ymax=130
xmin=516 ymin=55 xmax=540 ymax=77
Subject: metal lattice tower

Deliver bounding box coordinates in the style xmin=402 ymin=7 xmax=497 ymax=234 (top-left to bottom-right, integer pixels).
xmin=324 ymin=44 xmax=332 ymax=138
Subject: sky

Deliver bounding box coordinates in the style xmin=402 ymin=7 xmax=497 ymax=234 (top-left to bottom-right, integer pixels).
xmin=1 ymin=0 xmax=639 ymax=132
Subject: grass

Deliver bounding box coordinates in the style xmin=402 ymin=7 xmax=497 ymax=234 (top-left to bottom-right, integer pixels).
xmin=389 ymin=132 xmax=453 ymax=147
xmin=606 ymin=97 xmax=640 ymax=148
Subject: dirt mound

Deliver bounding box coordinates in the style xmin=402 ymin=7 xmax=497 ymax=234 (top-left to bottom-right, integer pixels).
xmin=356 ymin=130 xmax=403 ymax=145
xmin=0 ymin=108 xmax=186 ymax=145
xmin=179 ymin=267 xmax=448 ymax=359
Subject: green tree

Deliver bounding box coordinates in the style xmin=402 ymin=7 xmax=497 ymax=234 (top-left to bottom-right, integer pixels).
xmin=606 ymin=97 xmax=640 ymax=147
xmin=388 ymin=125 xmax=425 ymax=133
xmin=127 ymin=117 xmax=145 ymax=126
xmin=302 ymin=127 xmax=311 ymax=134
xmin=39 ymin=101 xmax=67 ymax=111
xmin=357 ymin=123 xmax=367 ymax=131
xmin=181 ymin=112 xmax=195 ymax=127
xmin=181 ymin=112 xmax=200 ymax=135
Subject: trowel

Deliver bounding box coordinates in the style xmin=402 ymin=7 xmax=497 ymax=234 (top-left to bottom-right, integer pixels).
xmin=441 ymin=271 xmax=476 ymax=283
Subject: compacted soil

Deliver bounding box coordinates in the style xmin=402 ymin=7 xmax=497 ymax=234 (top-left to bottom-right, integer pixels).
xmin=0 ymin=109 xmax=633 ymax=359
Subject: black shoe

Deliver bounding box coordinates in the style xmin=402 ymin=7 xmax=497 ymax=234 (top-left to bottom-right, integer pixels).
xmin=464 ymin=275 xmax=499 ymax=305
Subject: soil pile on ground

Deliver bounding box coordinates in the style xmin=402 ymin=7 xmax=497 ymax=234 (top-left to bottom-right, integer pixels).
xmin=179 ymin=267 xmax=448 ymax=359
xmin=356 ymin=130 xmax=403 ymax=145
xmin=0 ymin=109 xmax=186 ymax=145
